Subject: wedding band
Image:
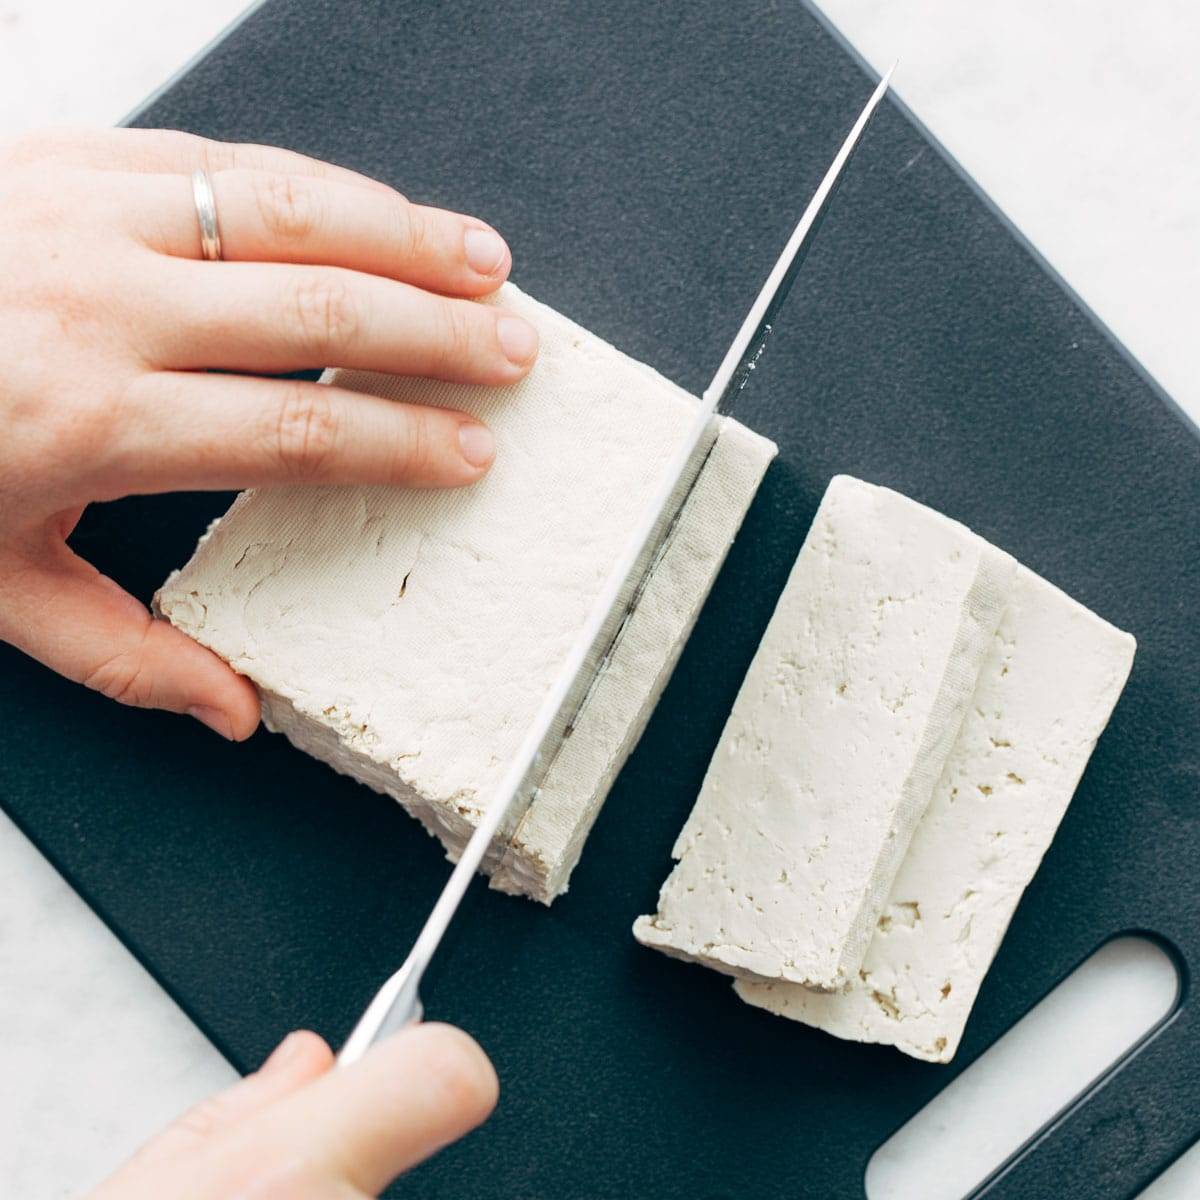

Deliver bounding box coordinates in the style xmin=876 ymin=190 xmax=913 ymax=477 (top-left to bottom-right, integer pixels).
xmin=191 ymin=168 xmax=223 ymax=261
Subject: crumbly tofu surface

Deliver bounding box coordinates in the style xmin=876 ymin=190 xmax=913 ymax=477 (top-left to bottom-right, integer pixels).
xmin=633 ymin=476 xmax=1017 ymax=989
xmin=156 ymin=282 xmax=776 ymax=903
xmin=735 ymin=566 xmax=1135 ymax=1061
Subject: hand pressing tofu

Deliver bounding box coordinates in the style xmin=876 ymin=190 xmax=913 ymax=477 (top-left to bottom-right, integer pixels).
xmin=0 ymin=127 xmax=538 ymax=739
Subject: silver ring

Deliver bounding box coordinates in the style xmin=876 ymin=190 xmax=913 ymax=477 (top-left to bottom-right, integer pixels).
xmin=191 ymin=169 xmax=222 ymax=261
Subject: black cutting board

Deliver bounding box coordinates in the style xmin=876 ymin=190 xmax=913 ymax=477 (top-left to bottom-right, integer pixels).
xmin=2 ymin=2 xmax=1198 ymax=1197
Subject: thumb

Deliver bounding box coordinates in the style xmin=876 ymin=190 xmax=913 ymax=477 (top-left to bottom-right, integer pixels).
xmin=0 ymin=543 xmax=259 ymax=739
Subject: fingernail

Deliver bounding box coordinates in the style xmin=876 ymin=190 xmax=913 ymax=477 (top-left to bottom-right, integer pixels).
xmin=458 ymin=422 xmax=495 ymax=468
xmin=261 ymin=1032 xmax=303 ymax=1073
xmin=463 ymin=228 xmax=508 ymax=275
xmin=496 ymin=316 xmax=538 ymax=365
xmin=188 ymin=705 xmax=234 ymax=740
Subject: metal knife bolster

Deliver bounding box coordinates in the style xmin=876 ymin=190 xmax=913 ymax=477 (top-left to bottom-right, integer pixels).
xmin=482 ymin=408 xmax=725 ymax=875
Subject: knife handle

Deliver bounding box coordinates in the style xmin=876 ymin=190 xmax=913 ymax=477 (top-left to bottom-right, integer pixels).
xmin=337 ymin=964 xmax=424 ymax=1067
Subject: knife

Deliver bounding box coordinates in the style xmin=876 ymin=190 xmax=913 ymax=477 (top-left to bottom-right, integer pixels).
xmin=338 ymin=63 xmax=895 ymax=1066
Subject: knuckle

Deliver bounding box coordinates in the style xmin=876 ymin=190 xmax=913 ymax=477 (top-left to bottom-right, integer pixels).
xmin=81 ymin=645 xmax=155 ymax=708
xmin=126 ymin=128 xmax=197 ymax=170
xmin=289 ymin=273 xmax=361 ymax=355
xmin=433 ymin=301 xmax=477 ymax=375
xmin=172 ymin=1093 xmax=232 ymax=1142
xmin=253 ymin=170 xmax=320 ymax=243
xmin=273 ymin=384 xmax=339 ymax=479
xmin=197 ymin=135 xmax=252 ymax=176
xmin=395 ymin=196 xmax=429 ymax=263
xmin=392 ymin=408 xmax=431 ymax=480
xmin=228 ymin=141 xmax=283 ymax=174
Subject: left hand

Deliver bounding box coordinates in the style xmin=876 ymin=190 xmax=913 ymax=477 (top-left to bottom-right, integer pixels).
xmin=0 ymin=128 xmax=537 ymax=741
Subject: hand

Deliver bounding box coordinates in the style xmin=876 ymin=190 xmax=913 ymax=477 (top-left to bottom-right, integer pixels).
xmin=90 ymin=1025 xmax=497 ymax=1199
xmin=0 ymin=130 xmax=539 ymax=740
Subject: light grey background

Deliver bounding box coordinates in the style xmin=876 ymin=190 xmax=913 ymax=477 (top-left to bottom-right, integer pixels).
xmin=0 ymin=1 xmax=1196 ymax=1195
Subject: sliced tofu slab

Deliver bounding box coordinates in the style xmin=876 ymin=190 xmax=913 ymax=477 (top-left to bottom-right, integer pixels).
xmin=735 ymin=566 xmax=1136 ymax=1060
xmin=157 ymin=282 xmax=775 ymax=903
xmin=634 ymin=476 xmax=1017 ymax=989
xmin=491 ymin=416 xmax=775 ymax=900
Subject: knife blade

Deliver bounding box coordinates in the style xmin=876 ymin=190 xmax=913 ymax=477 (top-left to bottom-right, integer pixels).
xmin=338 ymin=63 xmax=895 ymax=1065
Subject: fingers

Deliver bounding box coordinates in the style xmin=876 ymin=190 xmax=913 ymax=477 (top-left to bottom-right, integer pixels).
xmin=135 ymin=1032 xmax=333 ymax=1168
xmin=94 ymin=1024 xmax=495 ymax=1198
xmin=112 ymin=372 xmax=498 ymax=492
xmin=253 ymin=1023 xmax=498 ymax=1195
xmin=129 ymin=169 xmax=511 ymax=297
xmin=218 ymin=1031 xmax=337 ymax=1129
xmin=141 ymin=260 xmax=538 ymax=381
xmin=0 ymin=544 xmax=260 ymax=739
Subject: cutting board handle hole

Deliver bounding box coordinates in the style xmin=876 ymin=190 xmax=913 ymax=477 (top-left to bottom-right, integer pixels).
xmin=864 ymin=933 xmax=1183 ymax=1200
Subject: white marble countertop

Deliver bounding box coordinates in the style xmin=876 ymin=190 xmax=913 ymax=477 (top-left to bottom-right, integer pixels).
xmin=0 ymin=1 xmax=1196 ymax=1196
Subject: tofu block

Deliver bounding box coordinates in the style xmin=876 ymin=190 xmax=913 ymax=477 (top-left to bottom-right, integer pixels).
xmin=492 ymin=415 xmax=774 ymax=900
xmin=735 ymin=566 xmax=1135 ymax=1061
xmin=157 ymin=282 xmax=776 ymax=903
xmin=633 ymin=476 xmax=1017 ymax=989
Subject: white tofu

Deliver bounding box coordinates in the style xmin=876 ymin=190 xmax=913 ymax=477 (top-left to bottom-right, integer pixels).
xmin=491 ymin=416 xmax=775 ymax=900
xmin=157 ymin=282 xmax=776 ymax=903
xmin=735 ymin=566 xmax=1135 ymax=1061
xmin=633 ymin=476 xmax=1017 ymax=989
